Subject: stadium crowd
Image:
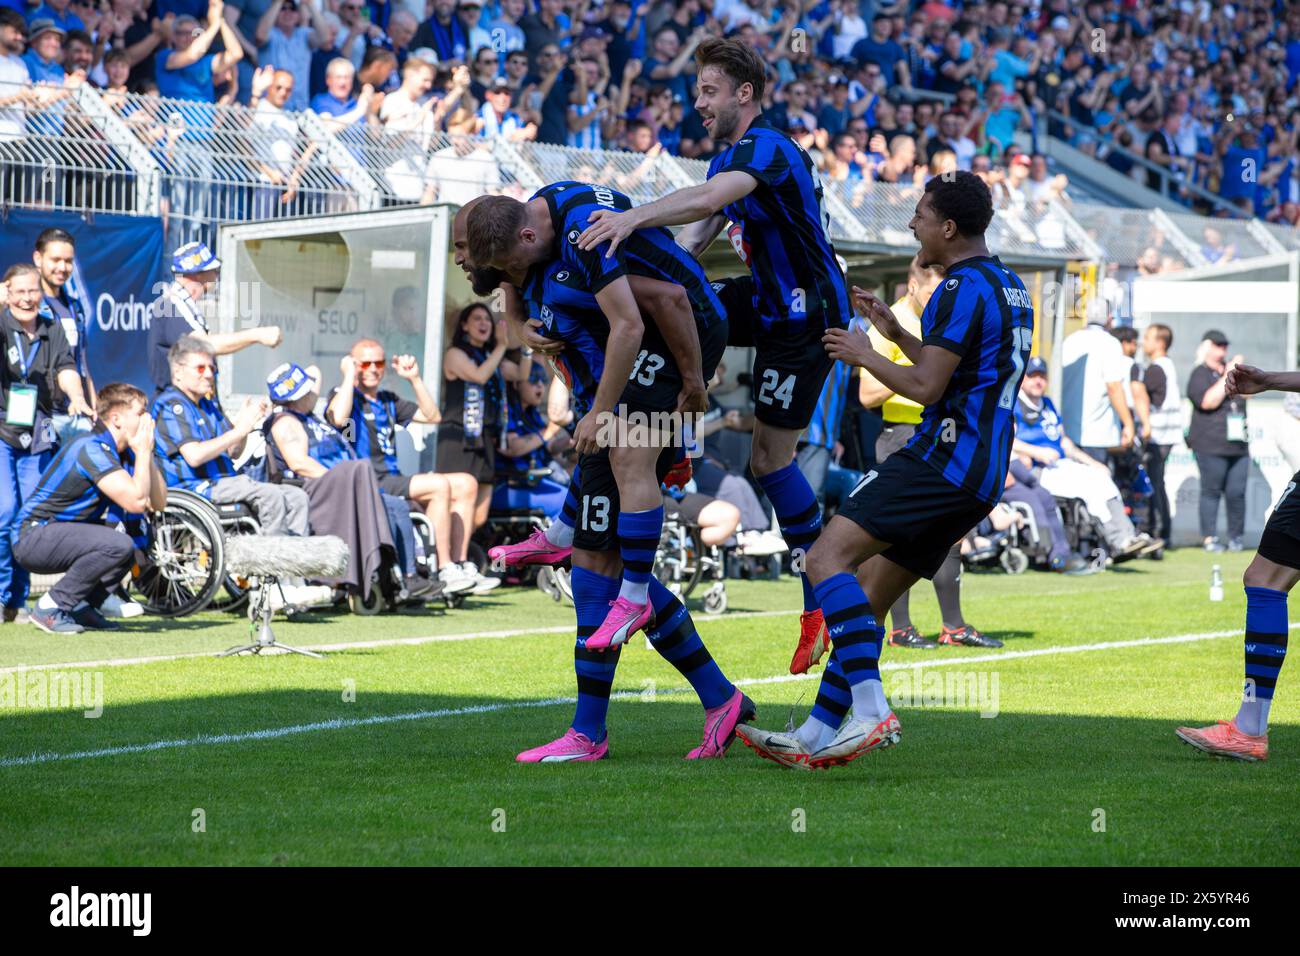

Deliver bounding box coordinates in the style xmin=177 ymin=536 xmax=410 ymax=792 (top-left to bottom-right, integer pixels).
xmin=7 ymin=0 xmax=1300 ymax=222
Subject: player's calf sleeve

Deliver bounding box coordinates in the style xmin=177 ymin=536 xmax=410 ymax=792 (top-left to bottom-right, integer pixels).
xmin=646 ymin=578 xmax=733 ymax=710
xmin=616 ymin=506 xmax=663 ymax=604
xmin=755 ymin=462 xmax=822 ymax=611
xmin=571 ymin=567 xmax=623 ymax=740
xmin=1236 ymin=586 xmax=1289 ymax=736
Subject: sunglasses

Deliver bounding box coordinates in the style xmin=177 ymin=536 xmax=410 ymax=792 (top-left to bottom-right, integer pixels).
xmin=356 ymin=360 xmax=386 ymax=370
xmin=186 ymin=363 xmax=215 ymax=374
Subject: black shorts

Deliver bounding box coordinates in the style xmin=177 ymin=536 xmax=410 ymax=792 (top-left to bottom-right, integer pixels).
xmin=377 ymin=473 xmax=413 ymax=498
xmin=436 ymin=424 xmax=497 ymax=484
xmin=1258 ymin=470 xmax=1300 ymax=569
xmin=751 ymin=322 xmax=838 ymax=430
xmin=835 ymin=448 xmax=993 ymax=579
xmin=620 ymin=320 xmax=729 ymax=416
xmin=573 ymin=446 xmax=677 ymax=553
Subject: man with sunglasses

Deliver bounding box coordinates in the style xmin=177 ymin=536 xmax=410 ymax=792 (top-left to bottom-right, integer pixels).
xmin=147 ymin=241 xmax=283 ymax=395
xmin=152 ymin=336 xmax=327 ymax=611
xmin=326 ymin=338 xmax=490 ymax=595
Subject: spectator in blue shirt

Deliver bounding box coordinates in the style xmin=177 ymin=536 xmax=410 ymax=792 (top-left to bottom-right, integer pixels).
xmin=22 ymin=19 xmax=66 ymax=84
xmin=25 ymin=0 xmax=82 ymax=34
xmin=254 ymin=0 xmax=324 ymax=112
xmin=988 ymin=35 xmax=1036 ymax=91
xmin=1218 ymin=124 xmax=1267 ymax=207
xmin=157 ymin=1 xmax=244 ymax=103
xmin=310 ymin=55 xmax=373 ymax=127
xmin=641 ymin=23 xmax=699 ymax=107
xmin=489 ymin=0 xmax=526 ymax=54
xmin=850 ymin=14 xmax=909 ymax=92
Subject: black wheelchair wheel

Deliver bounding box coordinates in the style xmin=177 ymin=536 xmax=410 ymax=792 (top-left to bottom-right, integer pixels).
xmin=132 ymin=495 xmax=227 ymax=618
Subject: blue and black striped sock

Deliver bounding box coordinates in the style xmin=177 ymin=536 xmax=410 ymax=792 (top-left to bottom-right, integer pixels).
xmin=571 ymin=567 xmax=622 ymax=741
xmin=755 ymin=462 xmax=822 ymax=612
xmin=1236 ymin=586 xmax=1289 ymax=736
xmin=646 ymin=579 xmax=733 ymax=710
xmin=616 ymin=505 xmax=663 ymax=605
xmin=799 ymin=649 xmax=851 ymax=749
xmin=812 ymin=572 xmax=888 ymax=721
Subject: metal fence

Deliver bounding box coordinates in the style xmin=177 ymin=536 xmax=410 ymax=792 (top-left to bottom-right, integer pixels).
xmin=3 ymin=79 xmax=1297 ymax=276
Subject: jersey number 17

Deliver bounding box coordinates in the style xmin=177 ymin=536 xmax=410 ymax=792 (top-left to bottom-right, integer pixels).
xmin=998 ymin=326 xmax=1034 ymax=410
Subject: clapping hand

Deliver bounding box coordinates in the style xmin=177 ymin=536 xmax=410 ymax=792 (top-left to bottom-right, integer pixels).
xmin=851 ymin=286 xmax=902 ymax=341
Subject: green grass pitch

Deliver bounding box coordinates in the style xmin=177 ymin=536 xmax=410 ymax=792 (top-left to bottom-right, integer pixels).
xmin=0 ymin=548 xmax=1296 ymax=866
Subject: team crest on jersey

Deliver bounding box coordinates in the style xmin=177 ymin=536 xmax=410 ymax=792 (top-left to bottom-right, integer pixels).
xmin=738 ymin=138 xmax=752 ymax=145
xmin=710 ymin=281 xmax=725 ymax=293
xmin=556 ymin=270 xmax=569 ymax=282
xmin=172 ymin=403 xmax=184 ymax=415
xmin=567 ymin=229 xmax=580 ymax=244
xmin=945 ymin=278 xmax=960 ymax=291
xmin=539 ymin=304 xmax=554 ymax=329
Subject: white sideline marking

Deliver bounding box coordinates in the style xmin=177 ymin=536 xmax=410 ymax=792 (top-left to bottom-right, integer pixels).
xmin=3 ymin=623 xmax=1287 ymax=769
xmin=0 ymin=609 xmax=802 ymax=675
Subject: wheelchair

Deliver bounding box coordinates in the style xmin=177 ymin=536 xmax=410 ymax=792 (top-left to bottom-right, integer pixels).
xmin=653 ymin=505 xmax=729 ymax=615
xmin=477 ymin=469 xmax=571 ymax=603
xmin=131 ymin=487 xmax=436 ymax=618
xmin=130 ymin=488 xmax=253 ymax=618
xmin=962 ymin=502 xmax=1036 ymax=575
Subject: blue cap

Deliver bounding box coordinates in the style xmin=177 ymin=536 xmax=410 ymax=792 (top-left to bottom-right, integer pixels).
xmin=267 ymin=363 xmax=319 ymax=403
xmin=1026 ymin=356 xmax=1048 ymax=376
xmin=172 ymin=241 xmax=221 ymax=275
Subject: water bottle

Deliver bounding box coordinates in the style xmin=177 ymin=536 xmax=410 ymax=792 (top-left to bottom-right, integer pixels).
xmin=1210 ymin=564 xmax=1224 ymax=602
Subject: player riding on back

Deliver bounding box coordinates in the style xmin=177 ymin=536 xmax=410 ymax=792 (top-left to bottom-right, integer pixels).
xmin=577 ymin=37 xmax=853 ymax=674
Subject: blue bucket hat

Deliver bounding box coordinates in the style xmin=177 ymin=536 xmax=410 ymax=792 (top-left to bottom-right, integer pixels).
xmin=267 ymin=363 xmax=319 ymax=404
xmin=172 ymin=241 xmax=221 ymax=275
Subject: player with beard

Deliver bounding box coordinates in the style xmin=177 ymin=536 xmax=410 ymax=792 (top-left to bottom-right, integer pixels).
xmin=576 ymin=37 xmax=853 ymax=677
xmin=447 ymin=199 xmax=754 ymax=763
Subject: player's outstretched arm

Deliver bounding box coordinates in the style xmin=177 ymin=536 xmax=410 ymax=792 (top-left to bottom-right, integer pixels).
xmin=676 ymin=211 xmax=729 ymax=259
xmin=1227 ymin=365 xmax=1300 ymax=397
xmin=627 ymin=275 xmax=706 ymax=414
xmin=577 ymin=172 xmax=758 ymax=258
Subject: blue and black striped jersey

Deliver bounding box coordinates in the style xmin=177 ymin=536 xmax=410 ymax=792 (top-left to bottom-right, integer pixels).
xmin=151 ymin=386 xmax=238 ymax=495
xmin=707 ymin=116 xmax=851 ymax=333
xmin=20 ymin=427 xmax=132 ymax=525
xmin=522 ymin=263 xmax=608 ymax=418
xmin=498 ymin=400 xmax=551 ymax=475
xmin=325 ymin=387 xmax=419 ymax=479
xmin=905 ymin=255 xmax=1035 ymax=505
xmin=804 ymin=361 xmax=851 ymax=451
xmin=531 ymin=181 xmax=726 ymax=330
xmin=264 ymin=408 xmax=357 ymax=482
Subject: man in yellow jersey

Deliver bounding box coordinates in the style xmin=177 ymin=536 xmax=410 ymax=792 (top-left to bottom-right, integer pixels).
xmin=857 ymin=255 xmax=1000 ymax=650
